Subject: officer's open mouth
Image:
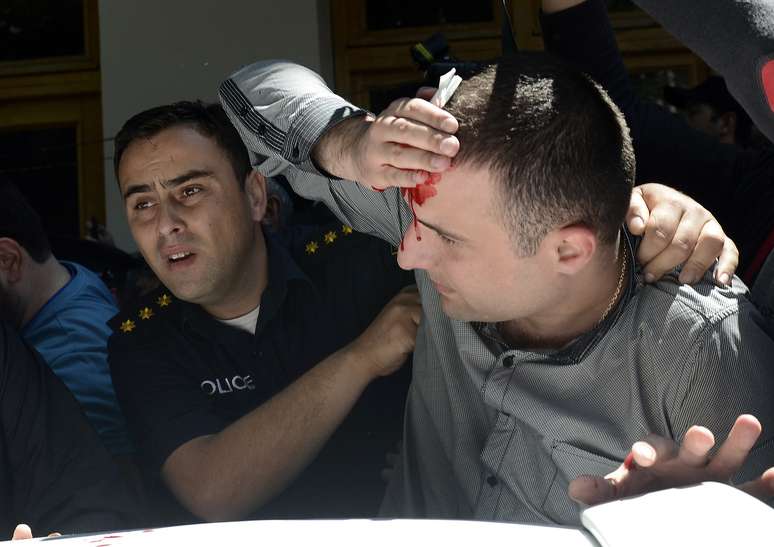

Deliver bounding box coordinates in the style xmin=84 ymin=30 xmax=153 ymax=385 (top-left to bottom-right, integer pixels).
xmin=168 ymin=251 xmax=195 ymax=264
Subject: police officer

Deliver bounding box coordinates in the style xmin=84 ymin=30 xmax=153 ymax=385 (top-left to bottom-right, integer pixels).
xmin=108 ymin=101 xmax=418 ymax=524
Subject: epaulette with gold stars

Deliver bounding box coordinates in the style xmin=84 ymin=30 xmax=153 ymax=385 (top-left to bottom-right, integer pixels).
xmin=112 ymin=288 xmax=177 ymax=336
xmin=302 ymin=224 xmax=355 ymax=258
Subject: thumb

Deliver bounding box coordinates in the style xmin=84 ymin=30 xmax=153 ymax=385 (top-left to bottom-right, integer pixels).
xmin=626 ymin=187 xmax=649 ymax=235
xmin=568 ymin=474 xmax=617 ymax=506
xmin=12 ymin=524 xmax=32 ymax=540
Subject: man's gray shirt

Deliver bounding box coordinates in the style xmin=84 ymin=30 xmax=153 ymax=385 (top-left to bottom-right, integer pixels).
xmin=220 ymin=61 xmax=774 ymax=525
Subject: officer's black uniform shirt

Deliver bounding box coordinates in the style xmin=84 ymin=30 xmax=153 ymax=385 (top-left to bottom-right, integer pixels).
xmin=108 ymin=227 xmax=413 ymax=520
xmin=0 ymin=321 xmax=136 ymax=537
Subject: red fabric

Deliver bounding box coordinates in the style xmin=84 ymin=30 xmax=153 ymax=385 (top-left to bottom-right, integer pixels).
xmin=762 ymin=59 xmax=774 ymax=112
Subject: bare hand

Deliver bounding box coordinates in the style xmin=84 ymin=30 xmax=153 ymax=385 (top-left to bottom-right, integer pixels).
xmin=568 ymin=414 xmax=774 ymax=506
xmin=347 ymin=285 xmax=421 ymax=378
xmin=313 ymin=97 xmax=459 ymax=189
xmin=626 ymin=183 xmax=738 ymax=285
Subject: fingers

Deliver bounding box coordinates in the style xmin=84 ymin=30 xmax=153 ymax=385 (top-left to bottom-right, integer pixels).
xmin=738 ymin=466 xmax=774 ymax=500
xmin=381 ymin=97 xmax=459 ymax=145
xmin=381 ymin=140 xmax=453 ymax=172
xmin=631 ymin=435 xmax=677 ymax=468
xmin=677 ymin=425 xmax=715 ymax=467
xmin=568 ymin=474 xmax=618 ymax=506
xmin=635 ymin=183 xmax=731 ymax=285
xmin=355 ymin=96 xmax=460 ymax=190
xmin=637 ymin=199 xmax=684 ymax=282
xmin=370 ymin=166 xmax=425 ymax=190
xmin=707 ymin=414 xmax=762 ymax=478
xmin=12 ymin=524 xmax=32 ymax=540
xmin=625 ymin=187 xmax=649 ymax=236
xmin=715 ymin=234 xmax=739 ymax=287
xmin=676 ymin=216 xmax=723 ymax=285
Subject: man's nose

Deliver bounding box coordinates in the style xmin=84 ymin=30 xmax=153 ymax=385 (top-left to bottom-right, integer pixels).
xmin=397 ymin=224 xmax=433 ymax=271
xmin=156 ymin=200 xmax=184 ymax=237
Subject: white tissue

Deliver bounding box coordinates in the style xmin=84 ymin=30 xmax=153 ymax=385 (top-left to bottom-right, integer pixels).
xmin=430 ymin=68 xmax=463 ymax=108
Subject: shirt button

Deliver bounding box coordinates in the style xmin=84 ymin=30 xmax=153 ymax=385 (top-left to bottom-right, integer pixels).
xmin=502 ymin=355 xmax=515 ymax=368
xmin=486 ymin=475 xmax=499 ymax=487
xmin=239 ymin=105 xmax=250 ymax=117
xmin=257 ymin=123 xmax=266 ymax=136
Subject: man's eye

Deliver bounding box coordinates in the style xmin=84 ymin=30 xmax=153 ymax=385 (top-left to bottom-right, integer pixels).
xmin=182 ymin=186 xmax=202 ymax=198
xmin=134 ymin=200 xmax=154 ymax=210
xmin=438 ymin=232 xmax=457 ymax=246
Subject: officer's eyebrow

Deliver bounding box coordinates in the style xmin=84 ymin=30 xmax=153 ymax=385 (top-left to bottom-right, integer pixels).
xmin=122 ymin=169 xmax=214 ymax=200
xmin=416 ymin=217 xmax=467 ymax=242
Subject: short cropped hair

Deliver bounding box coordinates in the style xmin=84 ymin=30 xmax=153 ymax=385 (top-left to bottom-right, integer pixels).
xmin=0 ymin=180 xmax=52 ymax=263
xmin=113 ymin=101 xmax=251 ymax=187
xmin=444 ymin=54 xmax=635 ymax=255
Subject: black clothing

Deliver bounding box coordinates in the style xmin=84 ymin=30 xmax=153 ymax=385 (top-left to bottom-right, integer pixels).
xmin=541 ymin=0 xmax=774 ymax=278
xmin=0 ymin=321 xmax=136 ymax=537
xmin=108 ymin=228 xmax=413 ymax=521
xmin=632 ymin=0 xmax=774 ymax=145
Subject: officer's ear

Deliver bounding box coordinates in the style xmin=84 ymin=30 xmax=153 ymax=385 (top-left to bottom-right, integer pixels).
xmin=0 ymin=238 xmax=24 ymax=284
xmin=244 ymin=170 xmax=268 ymax=223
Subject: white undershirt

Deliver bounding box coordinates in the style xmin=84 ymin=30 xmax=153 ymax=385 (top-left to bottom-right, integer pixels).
xmin=217 ymin=305 xmax=261 ymax=334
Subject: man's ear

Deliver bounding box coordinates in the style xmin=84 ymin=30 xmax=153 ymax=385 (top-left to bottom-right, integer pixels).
xmin=244 ymin=170 xmax=268 ymax=223
xmin=0 ymin=238 xmax=24 ymax=284
xmin=545 ymin=225 xmax=597 ymax=276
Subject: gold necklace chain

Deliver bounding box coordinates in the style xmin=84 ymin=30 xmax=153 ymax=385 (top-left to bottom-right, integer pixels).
xmin=598 ymin=238 xmax=628 ymax=325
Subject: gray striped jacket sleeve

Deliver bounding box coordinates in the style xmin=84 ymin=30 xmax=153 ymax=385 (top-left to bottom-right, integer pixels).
xmin=219 ymin=60 xmax=410 ymax=246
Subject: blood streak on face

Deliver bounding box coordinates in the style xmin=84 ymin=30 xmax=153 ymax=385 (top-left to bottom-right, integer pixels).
xmin=371 ymin=170 xmax=443 ymax=250
xmin=399 ymin=172 xmax=442 ymax=249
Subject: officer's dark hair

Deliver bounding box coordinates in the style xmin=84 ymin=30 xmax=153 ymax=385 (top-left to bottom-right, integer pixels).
xmin=444 ymin=54 xmax=635 ymax=256
xmin=0 ymin=180 xmax=52 ymax=263
xmin=113 ymin=101 xmax=251 ymax=188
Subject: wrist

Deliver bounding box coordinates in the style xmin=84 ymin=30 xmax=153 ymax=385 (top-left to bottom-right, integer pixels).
xmin=312 ymin=115 xmax=372 ymax=181
xmin=339 ymin=343 xmax=381 ymax=385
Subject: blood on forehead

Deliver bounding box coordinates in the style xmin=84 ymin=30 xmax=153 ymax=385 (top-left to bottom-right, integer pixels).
xmin=399 ymin=172 xmax=442 ymax=250
xmin=372 ymin=171 xmax=443 ymax=250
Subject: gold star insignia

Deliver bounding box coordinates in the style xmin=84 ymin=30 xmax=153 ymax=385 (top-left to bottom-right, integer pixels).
xmin=139 ymin=307 xmax=154 ymax=320
xmin=305 ymin=241 xmax=319 ymax=254
xmin=120 ymin=319 xmax=136 ymax=333
xmin=323 ymin=231 xmax=337 ymax=245
xmin=157 ymin=293 xmax=172 ymax=307
xmin=341 ymin=225 xmax=353 ymax=235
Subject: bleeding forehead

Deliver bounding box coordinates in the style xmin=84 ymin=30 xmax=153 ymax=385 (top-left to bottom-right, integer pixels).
xmin=414 ymin=165 xmax=494 ymax=218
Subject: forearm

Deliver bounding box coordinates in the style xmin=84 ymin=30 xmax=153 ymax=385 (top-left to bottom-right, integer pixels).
xmin=162 ymin=346 xmax=374 ymax=521
xmin=220 ymin=60 xmax=367 ymax=178
xmin=221 ymin=60 xmax=405 ymax=244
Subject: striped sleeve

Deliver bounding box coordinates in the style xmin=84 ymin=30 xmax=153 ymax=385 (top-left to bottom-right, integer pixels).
xmin=220 ymin=60 xmax=410 ymax=246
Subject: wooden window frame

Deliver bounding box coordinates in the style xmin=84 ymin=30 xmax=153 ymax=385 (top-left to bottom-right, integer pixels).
xmin=0 ymin=0 xmax=100 ymax=77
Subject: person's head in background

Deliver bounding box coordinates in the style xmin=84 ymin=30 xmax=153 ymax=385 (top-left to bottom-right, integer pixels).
xmin=113 ymin=101 xmax=268 ymax=319
xmin=664 ymin=76 xmax=754 ymax=147
xmin=0 ymin=180 xmax=70 ymax=328
xmin=396 ymin=54 xmax=633 ymax=342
